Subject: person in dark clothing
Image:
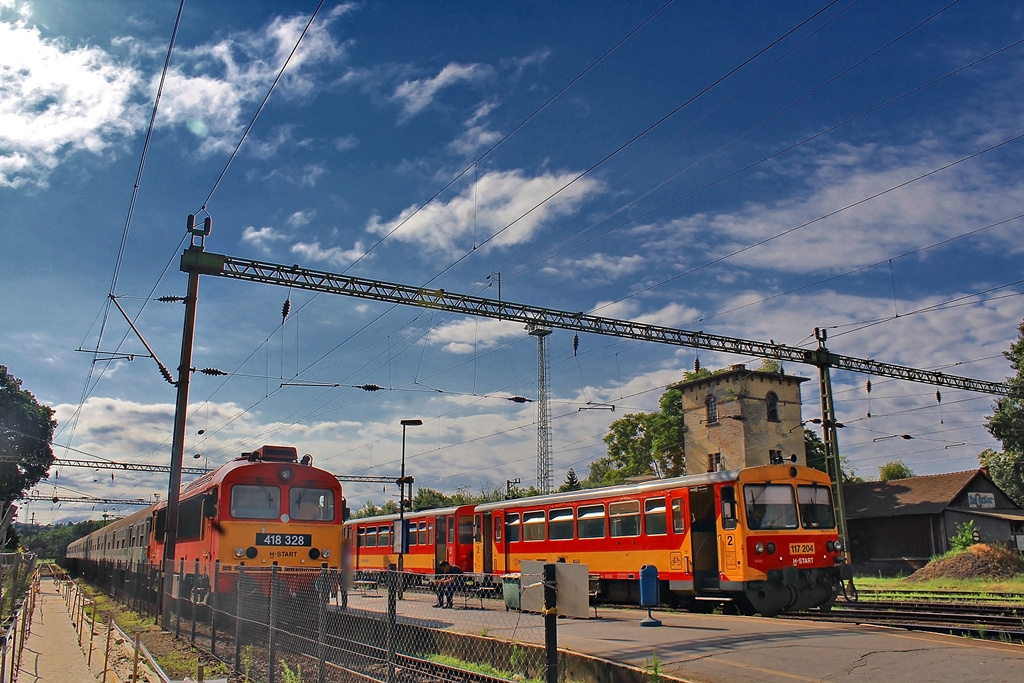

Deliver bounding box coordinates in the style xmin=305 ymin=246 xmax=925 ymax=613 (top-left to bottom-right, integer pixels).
xmin=431 ymin=561 xmax=464 ymax=608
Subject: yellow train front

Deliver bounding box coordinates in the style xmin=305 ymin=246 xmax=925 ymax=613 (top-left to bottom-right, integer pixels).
xmin=474 ymin=464 xmax=850 ymax=616
xmin=151 ymin=445 xmax=343 ymax=597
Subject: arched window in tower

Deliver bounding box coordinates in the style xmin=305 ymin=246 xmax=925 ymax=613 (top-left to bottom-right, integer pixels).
xmin=705 ymin=395 xmax=718 ymax=424
xmin=766 ymin=391 xmax=780 ymax=422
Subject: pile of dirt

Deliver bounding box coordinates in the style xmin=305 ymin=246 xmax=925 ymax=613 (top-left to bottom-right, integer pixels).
xmin=907 ymin=543 xmax=1024 ymax=581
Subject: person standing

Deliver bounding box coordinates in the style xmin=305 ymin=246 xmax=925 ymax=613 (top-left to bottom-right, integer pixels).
xmin=431 ymin=560 xmax=464 ymax=608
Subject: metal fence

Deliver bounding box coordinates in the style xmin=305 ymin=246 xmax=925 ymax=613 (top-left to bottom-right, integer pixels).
xmin=0 ymin=553 xmax=38 ymax=683
xmin=83 ymin=560 xmax=564 ymax=683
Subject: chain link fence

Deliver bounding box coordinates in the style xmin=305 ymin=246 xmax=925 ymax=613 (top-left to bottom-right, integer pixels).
xmin=0 ymin=553 xmax=38 ymax=683
xmin=77 ymin=558 xmax=602 ymax=682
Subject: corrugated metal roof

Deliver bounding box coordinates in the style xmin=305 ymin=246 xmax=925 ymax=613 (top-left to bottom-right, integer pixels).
xmin=844 ymin=470 xmax=981 ymax=519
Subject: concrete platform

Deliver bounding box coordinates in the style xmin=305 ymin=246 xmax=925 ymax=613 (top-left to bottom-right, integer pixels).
xmin=19 ymin=577 xmax=95 ymax=683
xmin=549 ymin=605 xmax=1024 ymax=682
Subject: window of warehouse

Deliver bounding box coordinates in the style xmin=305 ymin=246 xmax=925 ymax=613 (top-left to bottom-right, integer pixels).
xmin=609 ymin=500 xmax=641 ymax=537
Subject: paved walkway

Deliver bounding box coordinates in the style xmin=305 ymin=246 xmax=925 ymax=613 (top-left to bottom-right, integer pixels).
xmin=19 ymin=577 xmax=96 ymax=683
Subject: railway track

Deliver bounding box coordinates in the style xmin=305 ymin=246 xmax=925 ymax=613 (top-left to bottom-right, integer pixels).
xmin=780 ymin=598 xmax=1024 ymax=643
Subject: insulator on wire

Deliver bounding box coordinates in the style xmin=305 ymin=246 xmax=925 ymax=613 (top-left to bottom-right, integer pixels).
xmin=572 ymin=334 xmax=579 ymax=356
xmin=936 ymin=390 xmax=941 ymax=404
xmin=865 ymin=380 xmax=871 ymax=394
xmin=159 ymin=365 xmax=175 ymax=385
xmin=356 ymin=384 xmax=384 ymax=392
xmin=157 ymin=295 xmax=184 ymax=303
xmin=282 ymin=298 xmax=291 ymax=324
xmin=201 ymin=367 xmax=227 ymax=376
xmin=507 ymin=396 xmax=531 ymax=403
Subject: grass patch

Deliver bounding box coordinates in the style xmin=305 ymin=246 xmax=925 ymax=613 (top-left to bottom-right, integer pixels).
xmin=854 ymin=575 xmax=1024 ymax=598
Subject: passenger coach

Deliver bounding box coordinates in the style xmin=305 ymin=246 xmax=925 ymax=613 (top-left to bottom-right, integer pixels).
xmin=472 ymin=464 xmax=851 ymax=615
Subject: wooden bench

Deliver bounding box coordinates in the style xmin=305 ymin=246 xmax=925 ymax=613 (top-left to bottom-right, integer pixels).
xmin=354 ymin=578 xmax=379 ymax=595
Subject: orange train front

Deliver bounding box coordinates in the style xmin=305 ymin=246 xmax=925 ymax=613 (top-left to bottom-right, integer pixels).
xmin=472 ymin=464 xmax=851 ymax=616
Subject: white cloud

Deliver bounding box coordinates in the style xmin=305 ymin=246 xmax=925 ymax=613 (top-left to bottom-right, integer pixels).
xmin=334 ymin=134 xmax=359 ymax=152
xmin=425 ymin=318 xmax=529 ymax=354
xmin=365 ymin=169 xmax=603 ymax=257
xmin=391 ymin=62 xmax=493 ymax=117
xmin=287 ymin=210 xmax=315 ymax=228
xmin=0 ymin=15 xmax=143 ymax=187
xmin=241 ymin=225 xmax=288 ymax=253
xmin=291 ymin=240 xmax=367 ymax=268
xmin=655 ymin=142 xmax=1024 ymax=273
xmin=542 ymin=253 xmax=646 ymax=282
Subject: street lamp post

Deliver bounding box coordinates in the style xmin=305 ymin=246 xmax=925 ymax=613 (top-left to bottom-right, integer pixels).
xmin=397 ymin=419 xmax=422 ymax=583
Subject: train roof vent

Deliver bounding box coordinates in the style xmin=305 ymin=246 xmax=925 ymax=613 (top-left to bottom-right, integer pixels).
xmin=247 ymin=445 xmax=299 ymax=463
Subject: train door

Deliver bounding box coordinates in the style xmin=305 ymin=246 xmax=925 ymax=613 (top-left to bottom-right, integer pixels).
xmin=478 ymin=511 xmax=493 ymax=574
xmin=435 ymin=515 xmax=447 ymax=568
xmin=446 ymin=514 xmax=455 ymax=564
xmin=689 ymin=485 xmax=719 ymax=590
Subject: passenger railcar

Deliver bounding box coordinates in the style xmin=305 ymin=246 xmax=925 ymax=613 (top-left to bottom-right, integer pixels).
xmin=472 ymin=464 xmax=851 ymax=615
xmin=66 ymin=445 xmax=343 ymax=597
xmin=345 ymin=504 xmax=475 ymax=577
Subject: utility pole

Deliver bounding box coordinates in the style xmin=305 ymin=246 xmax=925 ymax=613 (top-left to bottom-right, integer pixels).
xmin=528 ymin=324 xmax=553 ymax=495
xmin=162 ymin=214 xmax=216 ymax=627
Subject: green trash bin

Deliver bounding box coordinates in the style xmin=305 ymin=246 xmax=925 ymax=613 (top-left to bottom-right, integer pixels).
xmin=502 ymin=574 xmax=521 ymax=611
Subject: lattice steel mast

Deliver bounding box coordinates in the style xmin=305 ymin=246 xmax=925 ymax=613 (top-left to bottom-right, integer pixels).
xmin=528 ymin=324 xmax=553 ymax=494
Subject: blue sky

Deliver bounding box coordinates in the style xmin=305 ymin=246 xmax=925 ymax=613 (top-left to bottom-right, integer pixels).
xmin=3 ymin=0 xmax=1024 ymax=523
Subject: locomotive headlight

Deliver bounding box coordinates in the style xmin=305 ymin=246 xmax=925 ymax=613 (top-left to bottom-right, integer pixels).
xmin=834 ymin=539 xmax=843 ymax=552
xmin=234 ymin=547 xmax=245 ymax=558
xmin=766 ymin=542 xmax=776 ymax=555
xmin=321 ymin=548 xmax=331 ymax=558
xmin=754 ymin=543 xmax=765 ymax=554
xmin=279 ymin=467 xmax=293 ymax=482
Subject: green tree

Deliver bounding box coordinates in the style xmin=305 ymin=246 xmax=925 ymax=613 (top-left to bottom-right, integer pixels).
xmin=979 ymin=449 xmax=1024 ymax=506
xmin=1 ymin=365 xmax=57 ymax=548
xmin=984 ymin=319 xmax=1024 ymax=505
xmin=558 ymin=468 xmax=582 ymax=492
xmin=878 ymin=460 xmax=914 ymax=481
xmin=411 ymin=487 xmax=450 ymax=511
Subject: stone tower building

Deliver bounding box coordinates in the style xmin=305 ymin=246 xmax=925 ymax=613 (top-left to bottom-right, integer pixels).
xmin=672 ymin=363 xmax=808 ymax=474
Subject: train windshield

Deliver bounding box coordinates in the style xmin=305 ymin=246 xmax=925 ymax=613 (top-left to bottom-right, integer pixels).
xmin=289 ymin=487 xmax=335 ymax=521
xmin=230 ymin=484 xmax=281 ymax=519
xmin=797 ymin=485 xmax=836 ymax=529
xmin=743 ymin=484 xmax=798 ymax=530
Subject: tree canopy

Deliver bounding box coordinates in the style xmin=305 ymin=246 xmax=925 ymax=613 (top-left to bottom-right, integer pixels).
xmin=984 ymin=319 xmax=1024 ymax=505
xmin=878 ymin=460 xmax=914 ymax=481
xmin=1 ymin=365 xmax=56 ymax=531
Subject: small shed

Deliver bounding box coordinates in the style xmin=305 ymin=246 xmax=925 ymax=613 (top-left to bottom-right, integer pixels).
xmin=844 ymin=469 xmax=1024 ymax=575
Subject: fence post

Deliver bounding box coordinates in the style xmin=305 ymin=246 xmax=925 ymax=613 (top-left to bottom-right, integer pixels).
xmin=268 ymin=564 xmax=279 ymax=683
xmin=316 ymin=567 xmax=328 ymax=683
xmin=103 ymin=618 xmax=113 ymax=683
xmin=544 ymin=563 xmax=557 ymax=683
xmin=191 ymin=558 xmax=199 ymax=646
xmin=210 ymin=560 xmax=219 ymax=657
xmin=386 ymin=566 xmax=397 ymax=683
xmin=234 ymin=567 xmax=244 ymax=679
xmin=174 ymin=557 xmax=184 ymax=638
xmin=88 ymin=598 xmax=98 ymax=666
xmin=131 ymin=633 xmax=142 ymax=683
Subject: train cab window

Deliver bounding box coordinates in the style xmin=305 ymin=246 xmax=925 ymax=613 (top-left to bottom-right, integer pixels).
xmin=671 ymin=498 xmax=686 ymax=534
xmin=721 ymin=486 xmax=737 ymax=531
xmin=506 ymin=513 xmax=521 ymax=542
xmin=458 ymin=515 xmax=474 ymax=544
xmin=644 ymin=498 xmax=668 ymax=536
xmin=379 ymin=525 xmax=391 ymax=548
xmin=437 ymin=516 xmax=447 ymax=545
xmin=418 ymin=521 xmax=428 ymax=546
xmin=744 ymin=484 xmax=798 ymax=530
xmin=365 ymin=527 xmax=378 ymax=547
xmin=609 ymin=500 xmax=641 ymax=537
xmin=230 ymin=484 xmax=281 ymax=519
xmin=447 ymin=516 xmax=455 ymax=544
xmin=523 ymin=511 xmax=546 ymax=541
xmin=179 ymin=494 xmax=205 ymax=540
xmin=289 ymin=487 xmax=335 ymax=521
xmin=357 ymin=528 xmax=365 ymax=547
xmin=798 ymin=485 xmax=837 ymax=529
xmin=494 ymin=518 xmax=502 ymax=543
xmin=548 ymin=507 xmax=574 ymax=540
xmin=577 ymin=504 xmax=605 ymax=539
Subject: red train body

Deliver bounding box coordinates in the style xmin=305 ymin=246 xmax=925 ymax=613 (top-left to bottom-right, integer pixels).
xmin=344 ymin=504 xmax=475 ymax=576
xmin=66 ymin=445 xmax=343 ymax=596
